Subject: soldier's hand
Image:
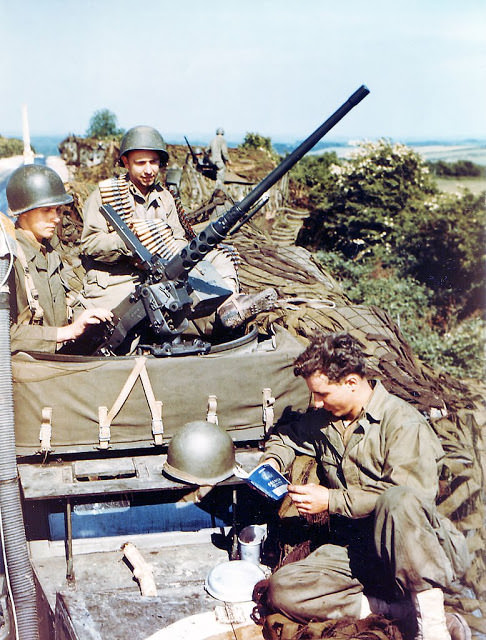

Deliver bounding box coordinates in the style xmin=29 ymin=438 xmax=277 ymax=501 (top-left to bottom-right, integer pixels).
xmin=287 ymin=483 xmax=329 ymax=516
xmin=57 ymin=308 xmax=113 ymax=343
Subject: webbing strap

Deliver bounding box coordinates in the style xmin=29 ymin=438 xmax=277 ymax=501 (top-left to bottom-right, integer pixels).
xmin=38 ymin=407 xmax=53 ymax=452
xmin=206 ymin=395 xmax=218 ymax=424
xmin=98 ymin=357 xmax=164 ymax=448
xmin=98 ymin=357 xmax=148 ymax=449
xmin=15 ymin=242 xmax=44 ymax=325
xmin=262 ymin=388 xmax=275 ymax=434
xmin=139 ymin=365 xmax=164 ymax=445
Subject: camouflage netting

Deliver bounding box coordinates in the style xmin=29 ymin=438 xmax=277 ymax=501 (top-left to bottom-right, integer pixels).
xmin=189 ymin=198 xmax=486 ymax=639
xmin=56 ymin=145 xmax=486 ymax=638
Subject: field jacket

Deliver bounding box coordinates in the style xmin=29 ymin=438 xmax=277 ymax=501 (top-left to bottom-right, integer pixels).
xmin=9 ymin=228 xmax=68 ymax=353
xmin=263 ymin=380 xmax=445 ymax=518
xmin=206 ymin=135 xmax=229 ymax=169
xmin=80 ymin=176 xmax=187 ymax=309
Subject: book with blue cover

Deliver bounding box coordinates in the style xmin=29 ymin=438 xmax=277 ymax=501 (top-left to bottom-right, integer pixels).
xmin=235 ymin=462 xmax=289 ymax=500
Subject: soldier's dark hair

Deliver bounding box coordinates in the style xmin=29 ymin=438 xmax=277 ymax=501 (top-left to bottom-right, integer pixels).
xmin=293 ymin=332 xmax=367 ymax=381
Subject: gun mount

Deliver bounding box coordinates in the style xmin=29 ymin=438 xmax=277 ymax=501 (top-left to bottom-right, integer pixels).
xmin=184 ymin=135 xmax=217 ymax=179
xmin=64 ymin=85 xmax=370 ymax=357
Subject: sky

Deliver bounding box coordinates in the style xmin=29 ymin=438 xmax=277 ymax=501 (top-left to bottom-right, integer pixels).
xmin=0 ymin=0 xmax=485 ymax=144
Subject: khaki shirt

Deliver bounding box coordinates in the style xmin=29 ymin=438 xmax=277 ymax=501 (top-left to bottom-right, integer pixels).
xmin=206 ymin=135 xmax=229 ymax=168
xmin=9 ymin=228 xmax=67 ymax=353
xmin=80 ymin=176 xmax=188 ymax=309
xmin=264 ymin=380 xmax=444 ymax=519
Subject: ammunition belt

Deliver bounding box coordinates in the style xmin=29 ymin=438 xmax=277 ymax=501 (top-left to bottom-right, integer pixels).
xmin=99 ymin=176 xmax=132 ymax=223
xmin=99 ymin=177 xmax=179 ymax=259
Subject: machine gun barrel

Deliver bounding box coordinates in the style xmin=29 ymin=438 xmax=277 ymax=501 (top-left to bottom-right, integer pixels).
xmin=184 ymin=136 xmax=199 ymax=166
xmin=164 ymin=84 xmax=369 ymax=281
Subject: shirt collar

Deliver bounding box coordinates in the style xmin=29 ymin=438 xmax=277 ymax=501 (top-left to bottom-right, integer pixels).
xmin=15 ymin=227 xmax=46 ymax=259
xmin=127 ymin=174 xmax=163 ymax=201
xmin=359 ymin=380 xmax=390 ymax=426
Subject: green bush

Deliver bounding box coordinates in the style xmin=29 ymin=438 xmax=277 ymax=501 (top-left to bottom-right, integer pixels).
xmin=239 ymin=132 xmax=274 ymax=153
xmin=86 ymin=109 xmax=124 ymax=139
xmin=290 ymin=153 xmax=339 ymax=203
xmin=298 ymin=139 xmax=437 ymax=258
xmin=299 ymin=139 xmax=485 ymax=319
xmin=317 ymin=251 xmax=485 ymax=380
xmin=298 ymin=139 xmax=486 ymax=381
xmin=399 ymin=190 xmax=485 ymax=317
xmin=0 ymin=135 xmax=24 ymax=158
xmin=428 ymin=159 xmax=484 ymax=178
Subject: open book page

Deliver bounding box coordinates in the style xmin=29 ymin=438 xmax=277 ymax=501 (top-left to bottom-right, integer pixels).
xmin=234 ymin=461 xmax=288 ymax=500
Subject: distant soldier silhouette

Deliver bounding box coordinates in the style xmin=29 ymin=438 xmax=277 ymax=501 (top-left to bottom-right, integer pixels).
xmin=205 ymin=127 xmax=232 ymax=189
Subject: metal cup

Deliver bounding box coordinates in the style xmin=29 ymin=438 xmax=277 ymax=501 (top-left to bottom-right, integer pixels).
xmin=238 ymin=525 xmax=266 ymax=565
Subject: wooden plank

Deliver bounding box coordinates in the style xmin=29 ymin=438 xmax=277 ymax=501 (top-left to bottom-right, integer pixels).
xmin=19 ymin=451 xmax=261 ymax=500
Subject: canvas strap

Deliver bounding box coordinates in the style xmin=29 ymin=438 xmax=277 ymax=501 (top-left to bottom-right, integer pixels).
xmin=262 ymin=388 xmax=275 ymax=433
xmin=15 ymin=242 xmax=44 ymax=325
xmin=98 ymin=357 xmax=164 ymax=448
xmin=206 ymin=395 xmax=218 ymax=424
xmin=38 ymin=406 xmax=53 ymax=453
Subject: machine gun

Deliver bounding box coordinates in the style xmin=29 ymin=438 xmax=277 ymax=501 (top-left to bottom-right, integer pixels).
xmin=63 ymin=85 xmax=369 ymax=357
xmin=184 ymin=136 xmax=216 ymax=179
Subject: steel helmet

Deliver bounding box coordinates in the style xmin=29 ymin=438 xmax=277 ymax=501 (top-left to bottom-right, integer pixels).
xmin=164 ymin=421 xmax=235 ymax=485
xmin=216 ymin=128 xmax=224 ymax=135
xmin=6 ymin=164 xmax=73 ymax=216
xmin=119 ymin=125 xmax=169 ymax=165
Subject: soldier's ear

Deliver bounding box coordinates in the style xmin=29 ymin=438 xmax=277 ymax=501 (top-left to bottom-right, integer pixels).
xmin=343 ymin=373 xmax=360 ymax=389
xmin=121 ymin=154 xmax=129 ymax=169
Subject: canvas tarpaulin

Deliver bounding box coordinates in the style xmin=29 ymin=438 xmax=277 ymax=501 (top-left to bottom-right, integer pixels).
xmin=12 ymin=325 xmax=310 ymax=454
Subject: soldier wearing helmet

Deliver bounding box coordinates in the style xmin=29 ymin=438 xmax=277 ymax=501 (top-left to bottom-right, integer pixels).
xmin=80 ymin=125 xmax=195 ymax=312
xmin=5 ymin=164 xmax=112 ymax=353
xmin=205 ymin=127 xmax=232 ymax=189
xmin=80 ymin=125 xmax=276 ymax=337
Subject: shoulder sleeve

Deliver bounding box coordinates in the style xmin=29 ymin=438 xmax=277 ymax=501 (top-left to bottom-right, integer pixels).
xmin=329 ymin=402 xmax=443 ymax=518
xmin=157 ymin=190 xmax=187 ymax=249
xmin=9 ymin=268 xmax=59 ymax=353
xmin=80 ymin=188 xmax=132 ymax=262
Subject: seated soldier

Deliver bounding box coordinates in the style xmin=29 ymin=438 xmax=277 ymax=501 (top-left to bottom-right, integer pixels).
xmin=5 ymin=164 xmax=112 ymax=353
xmin=261 ymin=331 xmax=471 ymax=640
xmin=80 ymin=125 xmax=276 ymax=337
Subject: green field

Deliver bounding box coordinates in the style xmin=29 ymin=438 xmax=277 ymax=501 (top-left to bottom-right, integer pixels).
xmin=435 ymin=176 xmax=486 ymax=195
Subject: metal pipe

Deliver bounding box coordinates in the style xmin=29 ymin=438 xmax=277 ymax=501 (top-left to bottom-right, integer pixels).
xmin=0 ymin=233 xmax=39 ymax=638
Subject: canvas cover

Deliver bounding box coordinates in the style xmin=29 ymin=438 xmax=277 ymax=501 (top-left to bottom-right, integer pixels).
xmin=12 ymin=326 xmax=310 ymax=455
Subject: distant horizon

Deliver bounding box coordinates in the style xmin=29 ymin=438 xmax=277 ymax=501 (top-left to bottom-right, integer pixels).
xmin=13 ymin=133 xmax=485 ymax=168
xmin=9 ymin=132 xmax=486 ymax=146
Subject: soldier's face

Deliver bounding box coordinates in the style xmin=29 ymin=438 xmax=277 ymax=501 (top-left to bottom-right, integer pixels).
xmin=305 ymin=371 xmax=357 ymax=419
xmin=123 ymin=150 xmax=160 ymax=194
xmin=18 ymin=206 xmax=60 ymax=242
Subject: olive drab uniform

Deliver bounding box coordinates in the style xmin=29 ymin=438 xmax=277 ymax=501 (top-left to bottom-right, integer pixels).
xmin=263 ymin=380 xmax=470 ymax=623
xmin=9 ymin=228 xmax=68 ymax=353
xmin=205 ymin=132 xmax=230 ymax=189
xmin=80 ymin=174 xmax=239 ymax=319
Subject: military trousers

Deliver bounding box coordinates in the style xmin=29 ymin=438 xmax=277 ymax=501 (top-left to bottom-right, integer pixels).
xmin=266 ymin=485 xmax=469 ymax=623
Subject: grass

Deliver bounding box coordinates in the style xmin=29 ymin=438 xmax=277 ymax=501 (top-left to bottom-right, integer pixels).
xmin=435 ymin=176 xmax=486 ymax=195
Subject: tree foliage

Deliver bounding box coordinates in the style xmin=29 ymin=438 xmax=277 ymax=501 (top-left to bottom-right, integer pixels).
xmin=289 ymin=152 xmax=338 ymax=203
xmin=86 ymin=109 xmax=124 ymax=139
xmin=239 ymin=132 xmax=274 ymax=153
xmin=0 ymin=135 xmax=25 ymax=158
xmin=299 ymin=139 xmax=437 ymax=258
xmin=293 ymin=139 xmax=485 ymax=380
xmin=428 ymin=159 xmax=484 ymax=178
